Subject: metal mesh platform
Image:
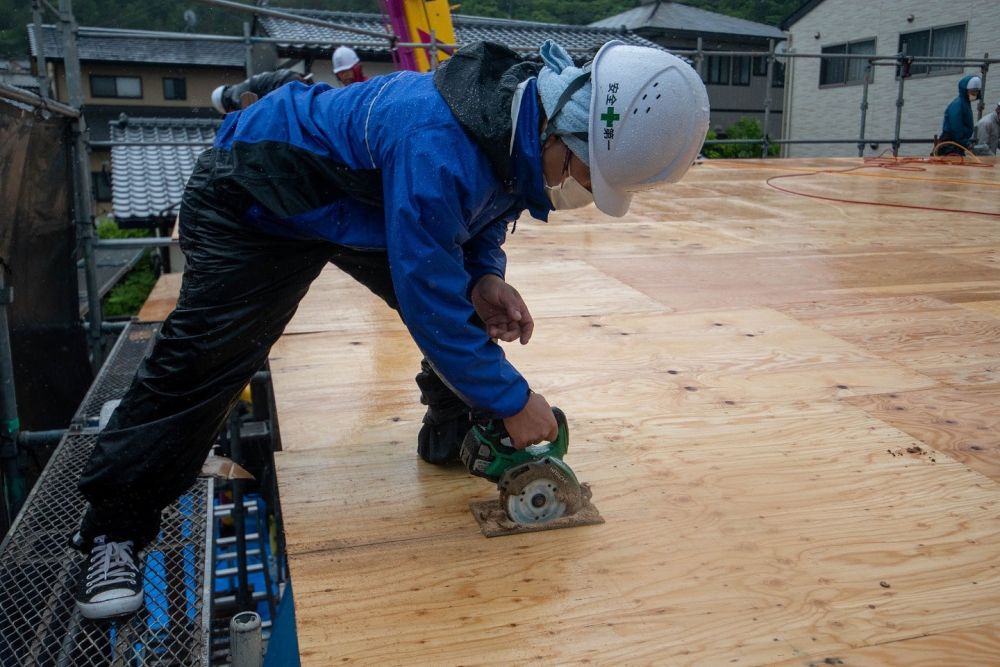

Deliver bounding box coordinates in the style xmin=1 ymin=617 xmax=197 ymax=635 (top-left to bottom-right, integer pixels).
xmin=0 ymin=322 xmax=214 ymax=666
xmin=0 ymin=433 xmax=212 ymax=666
xmin=73 ymin=322 xmax=160 ymax=427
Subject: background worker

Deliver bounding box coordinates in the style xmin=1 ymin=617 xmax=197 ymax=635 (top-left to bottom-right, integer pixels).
xmin=973 ymin=100 xmax=1000 ymax=156
xmin=70 ymin=38 xmax=709 ymax=621
xmin=938 ymin=74 xmax=982 ymax=155
xmin=332 ymin=45 xmax=368 ymax=85
xmin=210 ymin=69 xmax=311 ymax=113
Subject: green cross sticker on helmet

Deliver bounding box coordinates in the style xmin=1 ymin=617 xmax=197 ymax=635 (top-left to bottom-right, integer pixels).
xmin=601 ymin=106 xmax=620 ymax=128
xmin=588 ymin=40 xmax=711 ymax=217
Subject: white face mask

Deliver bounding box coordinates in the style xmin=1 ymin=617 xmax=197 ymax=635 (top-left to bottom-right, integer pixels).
xmin=545 ymin=145 xmax=594 ymax=210
xmin=546 ymin=175 xmax=593 ymax=210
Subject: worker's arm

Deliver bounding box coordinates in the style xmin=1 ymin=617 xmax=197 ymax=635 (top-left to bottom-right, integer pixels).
xmin=382 ymin=127 xmax=530 ymax=418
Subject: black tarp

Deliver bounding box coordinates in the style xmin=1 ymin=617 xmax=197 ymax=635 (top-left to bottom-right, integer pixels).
xmin=0 ymin=99 xmax=91 ymax=433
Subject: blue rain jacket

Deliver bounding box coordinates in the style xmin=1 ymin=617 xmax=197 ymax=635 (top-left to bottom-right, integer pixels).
xmin=210 ymin=63 xmax=550 ymax=418
xmin=941 ymin=75 xmax=976 ymax=146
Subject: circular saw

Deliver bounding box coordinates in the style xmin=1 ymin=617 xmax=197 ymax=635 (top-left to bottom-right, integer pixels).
xmin=460 ymin=407 xmax=584 ymax=526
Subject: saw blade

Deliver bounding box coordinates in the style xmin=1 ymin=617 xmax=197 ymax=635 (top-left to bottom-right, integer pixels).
xmin=498 ymin=458 xmax=583 ymax=525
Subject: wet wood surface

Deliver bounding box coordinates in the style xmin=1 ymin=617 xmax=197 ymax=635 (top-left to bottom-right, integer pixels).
xmin=265 ymin=158 xmax=1000 ymax=665
xmin=136 ymin=271 xmax=182 ymax=322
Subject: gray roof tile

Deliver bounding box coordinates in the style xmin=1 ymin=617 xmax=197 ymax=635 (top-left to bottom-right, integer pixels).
xmin=258 ymin=8 xmax=662 ymax=56
xmin=28 ymin=25 xmax=246 ymax=67
xmin=110 ymin=117 xmax=218 ymax=221
xmin=591 ymin=2 xmax=785 ymax=40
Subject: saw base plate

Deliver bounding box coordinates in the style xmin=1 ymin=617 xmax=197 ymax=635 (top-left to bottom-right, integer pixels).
xmin=469 ymin=483 xmax=604 ymax=538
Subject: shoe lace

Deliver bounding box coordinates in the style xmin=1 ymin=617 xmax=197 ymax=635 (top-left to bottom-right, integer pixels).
xmin=85 ymin=540 xmax=138 ymax=593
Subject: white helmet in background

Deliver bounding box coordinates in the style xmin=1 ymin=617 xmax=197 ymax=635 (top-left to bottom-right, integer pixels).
xmin=332 ymin=46 xmax=360 ymax=74
xmin=210 ymin=85 xmax=227 ymax=114
xmin=588 ymin=41 xmax=710 ymax=217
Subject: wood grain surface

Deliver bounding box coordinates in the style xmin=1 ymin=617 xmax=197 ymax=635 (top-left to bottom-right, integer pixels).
xmin=261 ymin=158 xmax=1000 ymax=665
xmin=136 ymin=271 xmax=182 ymax=322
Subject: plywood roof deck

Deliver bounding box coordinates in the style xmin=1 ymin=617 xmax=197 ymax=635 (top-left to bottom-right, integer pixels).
xmin=267 ymin=157 xmax=1000 ymax=665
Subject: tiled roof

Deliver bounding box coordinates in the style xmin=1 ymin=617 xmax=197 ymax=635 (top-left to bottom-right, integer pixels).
xmin=591 ymin=2 xmax=785 ymax=40
xmin=258 ymin=8 xmax=662 ymax=57
xmin=28 ymin=24 xmax=246 ymax=67
xmin=110 ymin=117 xmax=218 ymax=221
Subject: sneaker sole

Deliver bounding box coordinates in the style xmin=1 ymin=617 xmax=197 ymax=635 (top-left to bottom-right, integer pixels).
xmin=77 ymin=592 xmax=144 ymax=620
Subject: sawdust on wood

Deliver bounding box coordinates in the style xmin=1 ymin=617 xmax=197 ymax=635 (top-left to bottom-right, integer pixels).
xmin=469 ymin=483 xmax=605 ymax=538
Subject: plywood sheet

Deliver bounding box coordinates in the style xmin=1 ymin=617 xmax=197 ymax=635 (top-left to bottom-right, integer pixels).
xmin=269 ymin=307 xmax=935 ymax=453
xmin=589 ymin=251 xmax=1000 ymax=311
xmin=270 ymin=158 xmax=1000 ymax=664
xmin=846 ymin=384 xmax=1000 ymax=483
xmin=770 ymin=624 xmax=1000 ymax=667
xmin=136 ymin=271 xmax=182 ymax=322
xmin=283 ymin=402 xmax=1000 ymax=666
xmin=778 ymin=295 xmax=1000 ymax=386
xmin=285 ymin=258 xmax=666 ymax=336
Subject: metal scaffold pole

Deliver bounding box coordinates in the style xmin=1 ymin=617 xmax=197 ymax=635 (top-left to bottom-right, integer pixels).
xmin=30 ymin=1 xmax=49 ymax=98
xmin=0 ymin=265 xmax=24 ymax=530
xmin=763 ymin=39 xmax=775 ymax=158
xmin=58 ymin=0 xmax=104 ymax=369
xmin=857 ymin=61 xmax=872 ymax=157
xmin=893 ymin=54 xmax=907 ymax=157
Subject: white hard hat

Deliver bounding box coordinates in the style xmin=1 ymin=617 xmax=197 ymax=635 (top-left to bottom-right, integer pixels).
xmin=332 ymin=46 xmax=360 ymax=73
xmin=588 ymin=41 xmax=710 ymax=217
xmin=210 ymin=85 xmax=227 ymax=114
xmin=968 ymin=75 xmax=982 ymax=90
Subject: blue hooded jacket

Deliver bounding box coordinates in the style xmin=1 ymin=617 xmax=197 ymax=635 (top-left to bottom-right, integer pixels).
xmin=941 ymin=75 xmax=976 ymax=146
xmin=207 ymin=44 xmax=550 ymax=418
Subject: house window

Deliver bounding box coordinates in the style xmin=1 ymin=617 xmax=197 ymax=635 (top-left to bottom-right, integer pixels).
xmin=899 ymin=24 xmax=966 ymax=76
xmin=732 ymin=56 xmax=751 ymax=86
xmin=92 ymin=170 xmax=112 ymax=202
xmin=753 ymin=55 xmax=768 ymax=77
xmin=820 ymin=38 xmax=875 ymax=86
xmin=705 ymin=55 xmax=731 ymax=85
xmin=90 ymin=75 xmax=142 ymax=99
xmin=772 ymin=59 xmax=785 ymax=88
xmin=163 ymin=77 xmax=187 ymax=100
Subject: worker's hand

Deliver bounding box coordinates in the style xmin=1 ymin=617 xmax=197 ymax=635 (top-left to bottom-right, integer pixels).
xmin=503 ymin=392 xmax=558 ymax=449
xmin=470 ymin=274 xmax=534 ymax=344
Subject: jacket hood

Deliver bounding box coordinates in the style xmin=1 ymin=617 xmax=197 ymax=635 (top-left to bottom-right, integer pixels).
xmin=434 ymin=41 xmax=542 ymax=186
xmin=958 ymin=75 xmax=974 ymax=96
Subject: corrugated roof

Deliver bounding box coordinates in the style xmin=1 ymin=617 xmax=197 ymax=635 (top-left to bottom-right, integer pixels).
xmin=28 ymin=24 xmax=246 ymax=67
xmin=591 ymin=1 xmax=785 ymax=40
xmin=258 ymin=8 xmax=662 ymax=56
xmin=110 ymin=117 xmax=218 ymax=221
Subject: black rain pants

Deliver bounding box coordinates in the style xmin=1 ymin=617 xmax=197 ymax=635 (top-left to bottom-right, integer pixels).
xmin=77 ymin=159 xmax=467 ymax=545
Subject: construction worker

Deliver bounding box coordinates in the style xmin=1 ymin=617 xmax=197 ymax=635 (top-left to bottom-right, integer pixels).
xmin=973 ymin=99 xmax=1000 ymax=156
xmin=209 ymin=69 xmax=311 ymax=113
xmin=332 ymin=45 xmax=368 ymax=85
xmin=71 ymin=39 xmax=709 ymax=620
xmin=938 ymin=74 xmax=982 ymax=155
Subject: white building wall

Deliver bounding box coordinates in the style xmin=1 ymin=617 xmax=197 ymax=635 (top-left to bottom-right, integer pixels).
xmin=783 ymin=0 xmax=997 ymax=157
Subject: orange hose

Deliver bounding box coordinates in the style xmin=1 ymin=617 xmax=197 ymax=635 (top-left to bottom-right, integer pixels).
xmin=762 ymin=150 xmax=1000 ymax=217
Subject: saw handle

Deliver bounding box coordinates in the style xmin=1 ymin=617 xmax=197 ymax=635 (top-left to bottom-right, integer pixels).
xmin=525 ymin=406 xmax=569 ymax=459
xmin=488 ymin=406 xmax=568 ymax=454
xmin=461 ymin=407 xmax=570 ymax=481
